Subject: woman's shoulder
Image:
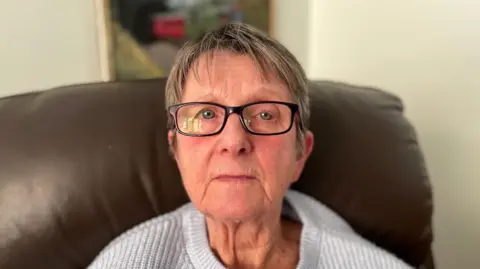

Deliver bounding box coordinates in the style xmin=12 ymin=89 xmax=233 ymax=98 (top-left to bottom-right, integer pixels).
xmin=286 ymin=190 xmax=412 ymax=268
xmin=87 ymin=203 xmax=196 ymax=269
xmin=285 ymin=190 xmax=354 ymax=233
xmin=318 ymin=226 xmax=413 ymax=268
xmin=108 ymin=203 xmax=194 ymax=245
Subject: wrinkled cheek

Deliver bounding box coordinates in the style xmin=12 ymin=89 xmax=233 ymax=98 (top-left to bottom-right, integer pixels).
xmin=180 ymin=163 xmax=208 ymax=203
xmin=176 ymin=138 xmax=207 ymax=166
xmin=176 ymin=140 xmax=211 ymax=201
xmin=262 ymin=148 xmax=298 ymax=187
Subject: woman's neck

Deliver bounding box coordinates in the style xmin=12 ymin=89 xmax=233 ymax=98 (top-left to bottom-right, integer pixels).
xmin=205 ymin=211 xmax=302 ymax=269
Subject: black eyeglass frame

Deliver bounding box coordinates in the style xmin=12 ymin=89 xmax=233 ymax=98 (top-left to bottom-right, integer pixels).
xmin=168 ymin=101 xmax=302 ymax=137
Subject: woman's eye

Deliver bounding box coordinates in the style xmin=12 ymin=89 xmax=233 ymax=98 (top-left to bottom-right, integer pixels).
xmin=259 ymin=112 xmax=273 ymax=120
xmin=201 ymin=110 xmax=215 ymax=119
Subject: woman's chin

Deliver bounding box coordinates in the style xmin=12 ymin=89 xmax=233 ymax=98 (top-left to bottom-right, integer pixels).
xmin=205 ymin=204 xmax=262 ymax=222
xmin=202 ymin=193 xmax=265 ymax=221
xmin=192 ymin=181 xmax=268 ymax=221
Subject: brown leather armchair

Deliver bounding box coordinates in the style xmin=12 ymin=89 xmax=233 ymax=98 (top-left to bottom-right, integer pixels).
xmin=0 ymin=79 xmax=434 ymax=269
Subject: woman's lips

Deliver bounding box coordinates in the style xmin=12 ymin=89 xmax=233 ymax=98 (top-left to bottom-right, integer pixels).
xmin=213 ymin=174 xmax=256 ymax=181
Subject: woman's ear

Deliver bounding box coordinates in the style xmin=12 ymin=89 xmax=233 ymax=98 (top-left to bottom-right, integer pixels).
xmin=293 ymin=130 xmax=314 ymax=183
xmin=302 ymin=131 xmax=314 ymax=160
xmin=167 ymin=130 xmax=176 ymax=158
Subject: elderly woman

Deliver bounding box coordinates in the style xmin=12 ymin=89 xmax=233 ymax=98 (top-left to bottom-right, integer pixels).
xmin=88 ymin=22 xmax=412 ymax=269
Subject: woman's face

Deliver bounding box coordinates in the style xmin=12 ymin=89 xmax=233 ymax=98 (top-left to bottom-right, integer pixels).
xmin=169 ymin=51 xmax=313 ymax=221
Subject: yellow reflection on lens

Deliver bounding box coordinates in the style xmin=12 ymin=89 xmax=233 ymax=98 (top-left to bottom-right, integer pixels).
xmin=182 ymin=118 xmax=203 ymax=133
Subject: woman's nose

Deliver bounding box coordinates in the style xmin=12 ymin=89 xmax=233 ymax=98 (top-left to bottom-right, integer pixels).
xmin=217 ymin=114 xmax=252 ymax=155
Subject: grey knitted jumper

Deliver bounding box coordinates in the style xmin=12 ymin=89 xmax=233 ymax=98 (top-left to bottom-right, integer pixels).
xmin=87 ymin=190 xmax=412 ymax=269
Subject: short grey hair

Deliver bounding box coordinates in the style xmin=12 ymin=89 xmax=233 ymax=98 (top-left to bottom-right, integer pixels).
xmin=165 ymin=22 xmax=310 ymax=153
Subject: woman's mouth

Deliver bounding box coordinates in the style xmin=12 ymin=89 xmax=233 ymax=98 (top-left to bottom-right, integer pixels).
xmin=213 ymin=174 xmax=256 ymax=181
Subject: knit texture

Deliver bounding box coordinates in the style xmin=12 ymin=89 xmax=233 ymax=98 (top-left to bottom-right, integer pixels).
xmin=87 ymin=190 xmax=413 ymax=269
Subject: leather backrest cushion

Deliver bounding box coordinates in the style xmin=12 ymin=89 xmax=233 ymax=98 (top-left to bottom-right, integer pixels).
xmin=0 ymin=79 xmax=433 ymax=269
xmin=294 ymin=81 xmax=432 ymax=265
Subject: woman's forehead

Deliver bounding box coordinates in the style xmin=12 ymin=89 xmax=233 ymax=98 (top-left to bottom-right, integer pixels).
xmin=182 ymin=52 xmax=290 ymax=102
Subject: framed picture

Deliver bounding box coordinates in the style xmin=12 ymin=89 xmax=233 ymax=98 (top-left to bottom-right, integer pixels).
xmin=95 ymin=0 xmax=274 ymax=81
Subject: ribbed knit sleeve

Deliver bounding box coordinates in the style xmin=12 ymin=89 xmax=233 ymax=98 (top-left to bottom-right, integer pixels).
xmin=87 ymin=211 xmax=191 ymax=269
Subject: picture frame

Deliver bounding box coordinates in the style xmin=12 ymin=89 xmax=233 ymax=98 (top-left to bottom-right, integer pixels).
xmin=95 ymin=0 xmax=275 ymax=81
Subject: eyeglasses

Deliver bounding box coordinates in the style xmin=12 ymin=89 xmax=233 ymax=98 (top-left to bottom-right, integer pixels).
xmin=168 ymin=101 xmax=301 ymax=136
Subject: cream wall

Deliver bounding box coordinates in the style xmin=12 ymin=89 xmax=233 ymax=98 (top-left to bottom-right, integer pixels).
xmin=273 ymin=0 xmax=311 ymax=71
xmin=0 ymin=0 xmax=306 ymax=97
xmin=0 ymin=1 xmax=103 ymax=97
xmin=305 ymin=1 xmax=479 ymax=268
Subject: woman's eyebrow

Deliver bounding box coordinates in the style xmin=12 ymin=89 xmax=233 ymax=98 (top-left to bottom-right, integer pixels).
xmin=192 ymin=94 xmax=218 ymax=103
xmin=184 ymin=84 xmax=288 ymax=103
xmin=247 ymin=86 xmax=289 ymax=100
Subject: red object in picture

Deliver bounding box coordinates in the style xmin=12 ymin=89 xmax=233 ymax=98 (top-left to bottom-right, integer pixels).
xmin=152 ymin=16 xmax=186 ymax=40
